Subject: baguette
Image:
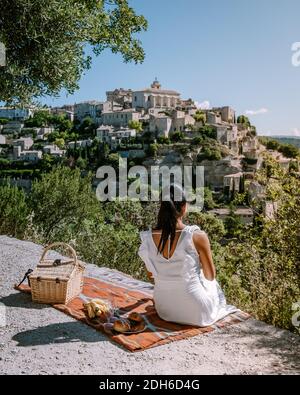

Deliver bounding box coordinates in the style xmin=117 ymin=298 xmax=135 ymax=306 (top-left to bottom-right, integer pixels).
xmin=128 ymin=312 xmax=143 ymax=323
xmin=113 ymin=319 xmax=131 ymax=333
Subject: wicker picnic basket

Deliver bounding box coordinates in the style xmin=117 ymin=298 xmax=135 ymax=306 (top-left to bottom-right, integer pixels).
xmin=29 ymin=242 xmax=85 ymax=304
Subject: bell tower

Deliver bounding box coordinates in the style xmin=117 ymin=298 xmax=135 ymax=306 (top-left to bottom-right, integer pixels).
xmin=151 ymin=78 xmax=161 ymax=90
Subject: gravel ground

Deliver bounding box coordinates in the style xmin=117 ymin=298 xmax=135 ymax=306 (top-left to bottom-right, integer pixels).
xmin=0 ymin=236 xmax=299 ymax=375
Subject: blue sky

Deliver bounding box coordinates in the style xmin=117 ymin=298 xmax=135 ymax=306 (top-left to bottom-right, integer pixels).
xmin=41 ymin=0 xmax=300 ymax=136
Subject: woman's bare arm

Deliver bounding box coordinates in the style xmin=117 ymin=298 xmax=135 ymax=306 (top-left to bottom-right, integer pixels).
xmin=193 ymin=232 xmax=216 ymax=281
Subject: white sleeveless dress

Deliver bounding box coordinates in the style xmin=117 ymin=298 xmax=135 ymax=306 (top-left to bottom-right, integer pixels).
xmin=138 ymin=225 xmax=237 ymax=327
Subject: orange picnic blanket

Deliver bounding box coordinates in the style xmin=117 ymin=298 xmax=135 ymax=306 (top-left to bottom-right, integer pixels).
xmin=16 ymin=276 xmax=250 ymax=352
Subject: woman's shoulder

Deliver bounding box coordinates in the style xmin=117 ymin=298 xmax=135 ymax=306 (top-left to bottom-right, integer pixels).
xmin=184 ymin=225 xmax=205 ymax=234
xmin=139 ymin=229 xmax=152 ymax=242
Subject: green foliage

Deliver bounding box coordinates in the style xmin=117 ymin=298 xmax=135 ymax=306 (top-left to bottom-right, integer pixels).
xmin=191 ymin=136 xmax=203 ymax=146
xmin=52 ymin=114 xmax=73 ymax=133
xmin=0 ymin=0 xmax=148 ymax=104
xmin=148 ymin=143 xmax=158 ymax=157
xmin=217 ymin=160 xmax=300 ymax=332
xmin=107 ymin=153 xmax=120 ymax=169
xmin=193 ymin=110 xmax=206 ymax=124
xmin=186 ymin=211 xmax=225 ymax=246
xmin=157 ymin=136 xmax=171 ymax=145
xmin=203 ymin=187 xmax=216 ymax=210
xmin=75 ymin=156 xmax=87 ymax=170
xmin=237 ymin=115 xmax=251 ymax=127
xmin=170 ymin=131 xmax=184 ymax=142
xmin=29 ymin=166 xmax=102 ymax=240
xmin=128 ymin=120 xmax=143 ymax=133
xmin=0 ymin=182 xmax=29 ymax=237
xmin=199 ymin=125 xmax=217 ymax=140
xmin=24 ymin=110 xmax=50 ymax=128
xmin=73 ymin=220 xmax=146 ymax=281
xmin=77 ymin=117 xmax=96 ymax=138
xmin=198 ymin=146 xmax=222 ymax=161
xmin=278 ymin=143 xmax=299 ymax=159
xmin=224 ymin=212 xmax=245 ymax=238
xmin=54 ymin=138 xmax=65 ymax=149
xmin=0 ymin=158 xmax=11 ymax=168
xmin=0 ymin=118 xmax=9 ymax=125
xmin=259 ymin=137 xmax=300 ymax=159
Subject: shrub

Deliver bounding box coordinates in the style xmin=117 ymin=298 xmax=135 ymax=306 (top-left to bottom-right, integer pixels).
xmin=170 ymin=131 xmax=184 ymax=142
xmin=199 ymin=125 xmax=217 ymax=140
xmin=0 ymin=183 xmax=29 ymax=237
xmin=186 ymin=211 xmax=225 ymax=246
xmin=0 ymin=118 xmax=9 ymax=125
xmin=197 ymin=146 xmax=222 ymax=161
xmin=29 ymin=166 xmax=102 ymax=241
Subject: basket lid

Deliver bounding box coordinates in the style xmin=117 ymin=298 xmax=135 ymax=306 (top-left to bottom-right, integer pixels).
xmin=30 ymin=260 xmax=79 ymax=282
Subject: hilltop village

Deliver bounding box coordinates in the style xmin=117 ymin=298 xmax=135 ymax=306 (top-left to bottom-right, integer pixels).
xmin=0 ymin=80 xmax=298 ymax=223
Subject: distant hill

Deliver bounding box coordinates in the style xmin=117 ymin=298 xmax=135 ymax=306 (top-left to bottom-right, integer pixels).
xmin=265 ymin=136 xmax=300 ymax=149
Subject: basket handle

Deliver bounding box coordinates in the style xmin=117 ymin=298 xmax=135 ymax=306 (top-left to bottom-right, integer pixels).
xmin=39 ymin=242 xmax=78 ymax=266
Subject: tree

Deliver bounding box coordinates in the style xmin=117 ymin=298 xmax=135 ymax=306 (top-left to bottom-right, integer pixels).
xmin=266 ymin=139 xmax=280 ymax=151
xmin=237 ymin=115 xmax=251 ymax=127
xmin=186 ymin=211 xmax=225 ymax=246
xmin=76 ymin=156 xmax=87 ymax=170
xmin=279 ymin=143 xmax=299 ymax=159
xmin=128 ymin=120 xmax=143 ymax=133
xmin=107 ymin=153 xmax=120 ymax=169
xmin=193 ymin=110 xmax=206 ymax=124
xmin=0 ymin=0 xmax=147 ymax=104
xmin=200 ymin=125 xmax=217 ymax=140
xmin=24 ymin=110 xmax=50 ymax=127
xmin=148 ymin=143 xmax=158 ymax=158
xmin=50 ymin=114 xmax=73 ymax=133
xmin=0 ymin=182 xmax=29 ymax=237
xmin=30 ymin=166 xmax=102 ymax=240
xmin=203 ymin=187 xmax=216 ymax=210
xmin=197 ymin=146 xmax=222 ymax=161
xmin=54 ymin=138 xmax=65 ymax=149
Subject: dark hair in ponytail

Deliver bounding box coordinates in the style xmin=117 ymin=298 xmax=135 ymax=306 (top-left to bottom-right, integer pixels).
xmin=155 ymin=184 xmax=187 ymax=254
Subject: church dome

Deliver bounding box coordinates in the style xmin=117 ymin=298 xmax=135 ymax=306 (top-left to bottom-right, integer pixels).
xmin=151 ymin=78 xmax=161 ymax=90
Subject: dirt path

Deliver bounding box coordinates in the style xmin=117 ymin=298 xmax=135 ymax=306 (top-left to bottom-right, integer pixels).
xmin=0 ymin=236 xmax=299 ymax=375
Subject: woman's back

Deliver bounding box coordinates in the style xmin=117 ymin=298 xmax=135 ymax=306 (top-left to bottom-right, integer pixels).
xmin=139 ymin=225 xmax=202 ymax=283
xmin=138 ymin=225 xmax=237 ymax=327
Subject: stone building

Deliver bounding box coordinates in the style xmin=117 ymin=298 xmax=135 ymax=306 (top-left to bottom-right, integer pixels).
xmin=223 ymin=172 xmax=244 ymax=196
xmin=149 ymin=115 xmax=172 ymax=138
xmin=132 ymin=79 xmax=181 ymax=111
xmin=13 ymin=137 xmax=34 ymax=151
xmin=0 ymin=134 xmax=6 ymax=145
xmin=212 ymin=106 xmax=235 ymax=123
xmin=0 ymin=107 xmax=33 ymax=121
xmin=106 ymin=88 xmax=133 ymax=109
xmin=74 ymin=101 xmax=111 ymax=123
xmin=101 ymin=110 xmax=140 ymax=128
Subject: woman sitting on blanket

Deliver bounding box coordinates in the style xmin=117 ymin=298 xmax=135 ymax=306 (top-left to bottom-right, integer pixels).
xmin=138 ymin=184 xmax=237 ymax=327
